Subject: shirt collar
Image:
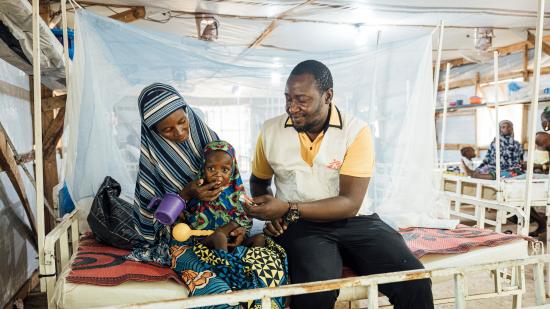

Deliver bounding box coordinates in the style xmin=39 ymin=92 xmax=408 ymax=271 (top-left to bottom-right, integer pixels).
xmin=284 ymin=103 xmax=343 ymax=130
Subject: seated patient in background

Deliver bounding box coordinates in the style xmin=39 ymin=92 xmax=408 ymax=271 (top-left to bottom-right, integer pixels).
xmin=183 ymin=140 xmax=266 ymax=251
xmin=465 ymin=120 xmax=524 ymax=180
xmin=534 ymin=132 xmax=550 ymax=174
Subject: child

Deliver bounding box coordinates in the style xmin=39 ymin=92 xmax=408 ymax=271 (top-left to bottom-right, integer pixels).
xmin=183 ymin=140 xmax=265 ymax=251
xmin=170 ymin=140 xmax=288 ymax=309
xmin=460 ymin=146 xmax=477 ymax=175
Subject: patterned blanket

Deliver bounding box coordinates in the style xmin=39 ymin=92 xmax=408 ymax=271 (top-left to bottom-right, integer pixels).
xmin=67 ymin=237 xmax=181 ymax=286
xmin=69 ymin=226 xmax=525 ymax=285
xmin=400 ymin=225 xmax=524 ymax=258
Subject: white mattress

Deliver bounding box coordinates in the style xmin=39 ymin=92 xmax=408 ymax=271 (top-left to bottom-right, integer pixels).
xmin=420 ymin=239 xmax=527 ymax=269
xmin=52 ymin=259 xmax=189 ymax=309
xmin=53 ymin=240 xmax=528 ymax=308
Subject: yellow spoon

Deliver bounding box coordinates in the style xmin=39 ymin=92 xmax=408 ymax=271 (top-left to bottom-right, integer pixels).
xmin=172 ymin=223 xmax=214 ymax=242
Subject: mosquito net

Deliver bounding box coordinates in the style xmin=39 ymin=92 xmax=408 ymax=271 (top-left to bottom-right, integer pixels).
xmin=63 ymin=10 xmax=457 ymax=229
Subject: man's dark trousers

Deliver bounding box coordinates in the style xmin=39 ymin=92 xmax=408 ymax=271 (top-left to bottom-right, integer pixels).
xmin=275 ymin=213 xmax=434 ymax=309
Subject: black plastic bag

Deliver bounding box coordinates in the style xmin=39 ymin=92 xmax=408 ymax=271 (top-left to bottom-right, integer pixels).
xmin=87 ymin=176 xmax=145 ymax=249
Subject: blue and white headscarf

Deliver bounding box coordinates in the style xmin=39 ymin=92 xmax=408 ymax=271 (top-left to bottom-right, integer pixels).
xmin=477 ymin=120 xmax=523 ymax=174
xmin=134 ymin=83 xmax=218 ymax=245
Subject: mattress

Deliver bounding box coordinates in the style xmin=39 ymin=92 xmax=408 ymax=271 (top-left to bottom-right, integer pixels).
xmin=52 ymin=259 xmax=188 ymax=309
xmin=53 ymin=240 xmax=528 ymax=308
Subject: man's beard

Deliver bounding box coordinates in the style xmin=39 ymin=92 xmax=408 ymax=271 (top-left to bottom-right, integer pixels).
xmin=293 ymin=122 xmax=314 ymax=132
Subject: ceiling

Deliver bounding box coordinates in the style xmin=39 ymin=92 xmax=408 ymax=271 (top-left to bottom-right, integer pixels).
xmin=55 ymin=0 xmax=550 ymax=61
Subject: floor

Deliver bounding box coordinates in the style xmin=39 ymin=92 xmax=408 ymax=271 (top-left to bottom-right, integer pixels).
xmin=21 ymin=288 xmax=46 ymax=309
xmin=335 ymin=265 xmax=548 ymax=308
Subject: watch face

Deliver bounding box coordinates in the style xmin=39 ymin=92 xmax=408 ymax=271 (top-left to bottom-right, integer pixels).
xmin=286 ymin=209 xmax=300 ymax=223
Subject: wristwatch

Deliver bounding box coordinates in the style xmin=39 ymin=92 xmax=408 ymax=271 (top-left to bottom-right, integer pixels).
xmin=284 ymin=202 xmax=300 ymax=224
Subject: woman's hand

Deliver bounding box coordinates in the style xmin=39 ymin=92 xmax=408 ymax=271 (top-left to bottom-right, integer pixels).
xmin=180 ymin=179 xmax=224 ymax=202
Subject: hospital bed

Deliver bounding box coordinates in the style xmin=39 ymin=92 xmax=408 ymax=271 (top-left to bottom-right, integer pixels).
xmin=440 ymin=172 xmax=550 ymax=243
xmin=45 ymin=207 xmax=536 ymax=309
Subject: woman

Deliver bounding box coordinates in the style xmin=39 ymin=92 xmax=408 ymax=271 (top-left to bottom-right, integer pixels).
xmin=130 ymin=82 xmax=222 ymax=265
xmin=129 ymin=83 xmax=287 ymax=308
xmin=465 ymin=120 xmax=524 ymax=179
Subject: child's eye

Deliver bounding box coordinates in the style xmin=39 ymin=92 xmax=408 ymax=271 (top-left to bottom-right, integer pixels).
xmin=223 ymin=168 xmax=230 ymax=173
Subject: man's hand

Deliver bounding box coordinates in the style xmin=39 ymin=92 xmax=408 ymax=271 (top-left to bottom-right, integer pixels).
xmin=244 ymin=195 xmax=289 ymax=221
xmin=263 ymin=218 xmax=288 ymax=237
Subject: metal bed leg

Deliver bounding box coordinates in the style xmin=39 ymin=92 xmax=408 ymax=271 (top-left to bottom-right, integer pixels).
xmin=512 ymin=265 xmax=526 ymax=308
xmin=368 ymin=284 xmax=379 ymax=309
xmin=535 ymin=262 xmax=546 ymax=305
xmin=495 ymin=210 xmax=503 ymax=233
xmin=454 ymin=273 xmax=466 ymax=309
xmin=261 ymin=296 xmax=271 ymax=309
xmin=493 ymin=268 xmax=502 ymax=294
xmin=512 ymin=277 xmax=523 ymax=309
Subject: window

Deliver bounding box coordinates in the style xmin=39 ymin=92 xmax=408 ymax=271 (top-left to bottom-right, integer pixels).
xmin=475 ymin=105 xmax=523 ymax=147
xmin=200 ymin=104 xmax=252 ymax=179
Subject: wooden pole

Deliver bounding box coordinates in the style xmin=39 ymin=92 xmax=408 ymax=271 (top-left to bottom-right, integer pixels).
xmin=523 ymin=43 xmax=530 ymax=82
xmin=41 ymin=96 xmax=59 ymax=232
xmin=493 ymin=51 xmax=501 ymax=190
xmin=439 ymin=63 xmax=451 ymax=168
xmin=31 ymin=0 xmax=46 ymax=291
xmin=433 ymin=20 xmax=445 ymax=167
xmin=0 ymin=123 xmax=38 ymax=247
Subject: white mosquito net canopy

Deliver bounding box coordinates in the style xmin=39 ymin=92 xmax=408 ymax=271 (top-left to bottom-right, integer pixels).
xmin=63 ymin=10 xmax=457 ymax=229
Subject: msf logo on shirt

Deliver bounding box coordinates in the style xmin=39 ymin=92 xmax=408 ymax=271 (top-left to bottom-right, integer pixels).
xmin=326 ymin=159 xmax=343 ymax=170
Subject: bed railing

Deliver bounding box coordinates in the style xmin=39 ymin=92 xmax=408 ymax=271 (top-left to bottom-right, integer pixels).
xmin=441 ymin=172 xmax=550 ymax=298
xmin=43 ymin=209 xmax=79 ymax=308
xmin=440 ymin=173 xmax=543 ymax=233
xmin=95 ymin=254 xmax=548 ymax=309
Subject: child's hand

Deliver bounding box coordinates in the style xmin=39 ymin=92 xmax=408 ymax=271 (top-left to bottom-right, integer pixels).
xmin=239 ymin=194 xmax=256 ymax=207
xmin=228 ymin=232 xmax=245 ymax=248
xmin=216 ymin=221 xmax=240 ymax=236
xmin=217 ymin=222 xmax=246 ymax=247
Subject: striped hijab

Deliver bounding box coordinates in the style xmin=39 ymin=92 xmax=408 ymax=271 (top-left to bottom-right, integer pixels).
xmin=134 ymin=83 xmax=218 ymax=244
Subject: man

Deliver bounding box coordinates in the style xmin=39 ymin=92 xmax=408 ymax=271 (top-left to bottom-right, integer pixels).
xmin=246 ymin=60 xmax=433 ymax=309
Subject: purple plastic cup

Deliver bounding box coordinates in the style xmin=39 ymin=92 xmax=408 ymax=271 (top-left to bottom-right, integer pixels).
xmin=148 ymin=193 xmax=186 ymax=225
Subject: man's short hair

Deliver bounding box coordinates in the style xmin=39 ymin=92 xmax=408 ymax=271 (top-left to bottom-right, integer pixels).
xmin=290 ymin=60 xmax=333 ymax=94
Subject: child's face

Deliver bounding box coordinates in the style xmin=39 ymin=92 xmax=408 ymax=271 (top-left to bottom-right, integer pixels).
xmin=464 ymin=148 xmax=476 ymax=159
xmin=204 ymin=150 xmax=233 ymax=187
